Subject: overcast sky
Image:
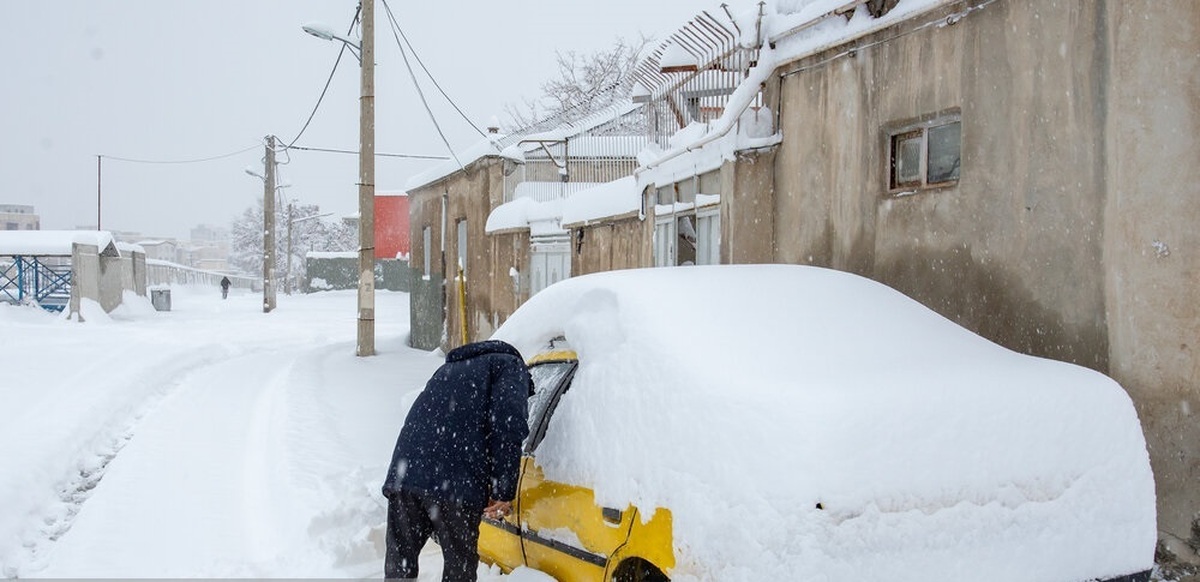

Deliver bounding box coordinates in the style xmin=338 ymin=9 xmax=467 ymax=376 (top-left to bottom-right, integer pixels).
xmin=0 ymin=1 xmax=719 ymax=240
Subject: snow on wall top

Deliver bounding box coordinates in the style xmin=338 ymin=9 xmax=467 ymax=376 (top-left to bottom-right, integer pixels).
xmin=561 ymin=176 xmax=641 ymax=226
xmin=306 ymin=251 xmax=357 ymax=259
xmin=0 ymin=230 xmax=119 ymax=256
xmin=486 ymin=182 xmax=608 ymax=234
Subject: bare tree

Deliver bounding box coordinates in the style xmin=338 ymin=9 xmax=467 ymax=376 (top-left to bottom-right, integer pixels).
xmin=504 ymin=35 xmax=652 ymax=130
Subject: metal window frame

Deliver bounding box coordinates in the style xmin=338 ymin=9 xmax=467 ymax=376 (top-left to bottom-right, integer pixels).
xmin=885 ymin=110 xmax=962 ymax=196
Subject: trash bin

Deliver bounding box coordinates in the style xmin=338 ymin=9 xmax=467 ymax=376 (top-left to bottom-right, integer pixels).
xmin=150 ymin=288 xmax=172 ymax=312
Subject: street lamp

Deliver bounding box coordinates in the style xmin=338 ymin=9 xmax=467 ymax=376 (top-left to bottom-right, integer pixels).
xmin=304 ymin=1 xmax=376 ymax=356
xmin=302 ymin=23 xmax=362 ymax=62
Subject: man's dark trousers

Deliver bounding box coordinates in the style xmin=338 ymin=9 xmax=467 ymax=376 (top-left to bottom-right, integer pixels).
xmin=386 ymin=488 xmax=481 ymax=582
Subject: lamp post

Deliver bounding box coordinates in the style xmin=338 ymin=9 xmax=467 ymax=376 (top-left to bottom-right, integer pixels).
xmin=304 ymin=0 xmax=375 ymax=356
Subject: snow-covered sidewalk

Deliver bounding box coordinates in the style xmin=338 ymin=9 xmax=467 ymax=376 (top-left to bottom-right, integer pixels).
xmin=0 ymin=286 xmax=500 ymax=578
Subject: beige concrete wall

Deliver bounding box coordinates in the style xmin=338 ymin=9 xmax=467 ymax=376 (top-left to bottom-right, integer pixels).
xmin=408 ymin=177 xmax=448 ymax=351
xmin=774 ymin=1 xmax=1111 ymax=370
xmin=488 ymin=230 xmax=531 ymax=331
xmin=131 ymin=251 xmax=147 ymax=296
xmin=721 ymin=149 xmax=778 ymax=264
xmin=572 ymin=216 xmax=650 ymax=276
xmin=98 ymin=254 xmax=126 ymax=312
xmin=69 ymin=244 xmax=100 ymax=320
xmin=1103 ymin=0 xmax=1200 ymax=563
xmin=764 ymin=0 xmax=1199 ymax=564
xmin=409 ymin=157 xmax=509 ymax=351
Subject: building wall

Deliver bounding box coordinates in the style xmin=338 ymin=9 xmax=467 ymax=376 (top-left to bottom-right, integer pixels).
xmin=375 ymin=194 xmax=411 ymax=260
xmin=98 ymin=253 xmax=126 ymax=312
xmin=571 ymin=216 xmax=651 ymax=277
xmin=765 ymin=0 xmax=1198 ymax=561
xmin=408 ymin=179 xmax=447 ymax=351
xmin=721 ymin=149 xmax=778 ymax=265
xmin=408 ymin=157 xmax=508 ymax=351
xmin=488 ymin=230 xmax=531 ymax=331
xmin=1103 ymin=0 xmax=1200 ymax=561
xmin=0 ymin=205 xmax=39 ymax=231
xmin=69 ymin=244 xmax=100 ymax=319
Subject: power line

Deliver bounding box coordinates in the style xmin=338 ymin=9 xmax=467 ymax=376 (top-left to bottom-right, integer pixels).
xmin=283 ymin=7 xmax=362 ymax=151
xmin=380 ymin=1 xmax=487 ymax=139
xmin=100 ymin=144 xmax=261 ymax=165
xmin=380 ymin=0 xmax=465 ymax=169
xmin=287 ymin=144 xmax=450 ymax=160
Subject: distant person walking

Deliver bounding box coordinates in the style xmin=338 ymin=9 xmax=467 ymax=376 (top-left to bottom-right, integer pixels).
xmin=219 ymin=276 xmax=231 ymax=299
xmin=382 ymin=340 xmax=532 ymax=582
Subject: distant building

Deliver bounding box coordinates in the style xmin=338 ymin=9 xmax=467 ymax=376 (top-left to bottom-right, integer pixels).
xmin=0 ymin=205 xmax=40 ymax=231
xmin=188 ymin=224 xmax=231 ymax=272
xmin=137 ymin=239 xmax=180 ymax=263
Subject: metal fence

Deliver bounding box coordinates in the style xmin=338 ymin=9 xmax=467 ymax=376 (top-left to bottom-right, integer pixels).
xmin=631 ymin=5 xmax=767 ymax=148
xmin=146 ymin=260 xmax=257 ymax=290
xmin=502 ymin=103 xmax=650 ymax=204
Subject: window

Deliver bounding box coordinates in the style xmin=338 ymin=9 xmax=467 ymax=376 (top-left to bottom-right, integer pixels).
xmin=456 ymin=220 xmax=467 ymax=277
xmin=422 ymin=226 xmax=432 ymax=278
xmin=888 ymin=116 xmax=961 ymax=192
xmin=530 ymin=238 xmax=570 ymax=295
xmin=695 ymin=209 xmax=720 ymax=266
xmin=525 ymin=360 xmax=577 ymax=453
xmin=654 ymin=217 xmax=675 ymax=267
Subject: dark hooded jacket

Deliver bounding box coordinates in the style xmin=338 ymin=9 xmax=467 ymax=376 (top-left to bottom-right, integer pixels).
xmin=382 ymin=340 xmax=531 ymax=510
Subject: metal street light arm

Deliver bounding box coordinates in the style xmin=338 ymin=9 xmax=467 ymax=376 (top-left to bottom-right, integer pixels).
xmin=303 ymin=22 xmax=362 ymax=63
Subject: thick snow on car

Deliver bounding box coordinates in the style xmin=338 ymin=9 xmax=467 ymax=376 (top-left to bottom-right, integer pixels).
xmin=484 ymin=265 xmax=1155 ymax=582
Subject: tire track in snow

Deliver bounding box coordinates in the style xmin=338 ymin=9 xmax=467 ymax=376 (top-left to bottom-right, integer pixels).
xmin=10 ymin=343 xmax=283 ymax=576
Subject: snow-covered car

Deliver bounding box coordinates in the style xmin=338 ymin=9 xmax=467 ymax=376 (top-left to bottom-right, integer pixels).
xmin=483 ymin=265 xmax=1155 ymax=582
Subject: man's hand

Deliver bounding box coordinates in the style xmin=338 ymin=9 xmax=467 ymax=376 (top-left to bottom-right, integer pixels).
xmin=483 ymin=499 xmax=512 ymax=520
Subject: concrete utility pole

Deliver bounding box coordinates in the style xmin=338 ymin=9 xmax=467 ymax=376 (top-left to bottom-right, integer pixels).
xmin=356 ymin=0 xmax=376 ymax=356
xmin=96 ymin=155 xmax=102 ymax=231
xmin=263 ymin=135 xmax=278 ymax=313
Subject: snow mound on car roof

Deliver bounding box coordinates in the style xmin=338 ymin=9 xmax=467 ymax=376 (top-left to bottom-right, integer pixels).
xmin=493 ymin=265 xmax=1154 ymax=582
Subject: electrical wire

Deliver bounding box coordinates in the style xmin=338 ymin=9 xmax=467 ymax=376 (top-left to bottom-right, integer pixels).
xmin=282 ymin=6 xmax=363 ymax=151
xmin=100 ymin=144 xmax=261 ymax=165
xmin=287 ymin=144 xmax=450 ymax=160
xmin=380 ymin=0 xmax=487 ymax=139
xmin=380 ymin=0 xmax=465 ymax=169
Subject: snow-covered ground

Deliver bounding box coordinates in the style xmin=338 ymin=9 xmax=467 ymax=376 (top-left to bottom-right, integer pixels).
xmin=0 ymin=286 xmax=529 ymax=579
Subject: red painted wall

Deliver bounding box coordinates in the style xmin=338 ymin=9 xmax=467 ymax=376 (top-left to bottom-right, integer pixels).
xmin=374 ymin=194 xmax=410 ymax=260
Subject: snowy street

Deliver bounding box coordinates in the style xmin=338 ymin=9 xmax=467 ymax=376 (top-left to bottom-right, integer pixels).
xmin=0 ymin=287 xmax=464 ymax=578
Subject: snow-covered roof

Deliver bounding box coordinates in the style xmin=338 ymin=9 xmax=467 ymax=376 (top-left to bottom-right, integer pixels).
xmin=0 ymin=230 xmax=120 ymax=257
xmin=493 ymin=264 xmax=1155 ymax=581
xmin=403 ymin=134 xmax=514 ymax=193
xmin=485 ymin=197 xmax=571 ymax=237
xmin=406 ymin=102 xmax=644 ymax=193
